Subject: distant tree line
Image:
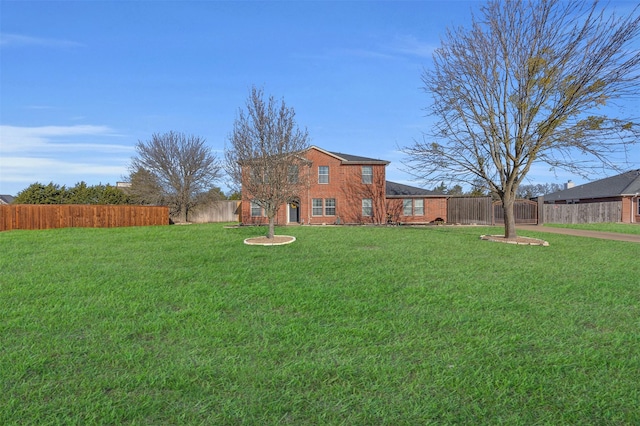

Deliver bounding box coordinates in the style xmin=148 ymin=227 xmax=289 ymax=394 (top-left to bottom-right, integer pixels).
xmin=13 ymin=182 xmax=131 ymax=205
xmin=516 ymin=183 xmax=565 ymax=199
xmin=432 ymin=181 xmax=489 ymax=197
xmin=433 ymin=181 xmax=564 ymax=199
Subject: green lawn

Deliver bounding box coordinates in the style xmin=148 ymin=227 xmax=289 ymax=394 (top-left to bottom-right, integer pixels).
xmin=1 ymin=224 xmax=639 ymax=424
xmin=545 ymin=222 xmax=640 ymax=235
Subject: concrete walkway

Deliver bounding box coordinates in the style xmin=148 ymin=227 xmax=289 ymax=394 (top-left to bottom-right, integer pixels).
xmin=516 ymin=225 xmax=640 ymax=243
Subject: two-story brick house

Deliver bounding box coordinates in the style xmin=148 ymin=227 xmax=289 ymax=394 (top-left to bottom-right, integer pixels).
xmin=240 ymin=146 xmax=447 ymax=225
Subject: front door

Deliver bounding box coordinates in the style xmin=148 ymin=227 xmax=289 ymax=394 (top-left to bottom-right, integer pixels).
xmin=288 ymin=200 xmax=300 ymax=223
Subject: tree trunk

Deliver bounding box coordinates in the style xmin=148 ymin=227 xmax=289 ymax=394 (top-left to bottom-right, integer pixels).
xmin=502 ymin=196 xmax=517 ymax=240
xmin=267 ymin=216 xmax=275 ymax=239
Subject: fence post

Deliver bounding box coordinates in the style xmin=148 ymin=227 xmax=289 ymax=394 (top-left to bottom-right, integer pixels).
xmin=537 ymin=196 xmax=544 ymax=226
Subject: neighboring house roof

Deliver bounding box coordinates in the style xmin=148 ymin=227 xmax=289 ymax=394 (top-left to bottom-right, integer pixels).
xmin=385 ymin=181 xmax=443 ymax=197
xmin=308 ymin=146 xmax=390 ymax=165
xmin=544 ymin=169 xmax=640 ymax=202
xmin=0 ymin=195 xmax=15 ymax=204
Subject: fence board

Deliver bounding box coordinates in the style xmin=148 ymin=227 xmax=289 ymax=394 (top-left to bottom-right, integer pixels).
xmin=543 ymin=201 xmax=621 ymax=224
xmin=0 ymin=204 xmax=169 ymax=231
xmin=447 ymin=197 xmax=493 ymax=225
xmin=187 ymin=201 xmax=240 ymax=223
xmin=493 ymin=200 xmax=538 ymax=225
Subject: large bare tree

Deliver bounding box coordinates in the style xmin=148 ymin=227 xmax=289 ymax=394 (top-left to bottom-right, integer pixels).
xmin=129 ymin=131 xmax=221 ymax=222
xmin=225 ymin=86 xmax=310 ymax=239
xmin=403 ymin=0 xmax=639 ymax=239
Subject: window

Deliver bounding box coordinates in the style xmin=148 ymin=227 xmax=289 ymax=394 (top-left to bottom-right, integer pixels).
xmin=312 ymin=198 xmax=336 ymax=216
xmin=414 ymin=199 xmax=424 ymax=216
xmin=288 ymin=165 xmax=298 ymax=184
xmin=250 ymin=201 xmax=263 ymax=217
xmin=403 ymin=199 xmax=412 ymax=216
xmin=362 ymin=198 xmax=372 ymax=217
xmin=403 ymin=199 xmax=425 ymax=216
xmin=362 ymin=166 xmax=373 ymax=184
xmin=637 ymin=199 xmax=640 ymax=215
xmin=312 ymin=198 xmax=323 ymax=216
xmin=251 ymin=168 xmax=268 ymax=184
xmin=325 ymin=198 xmax=336 ymax=216
xmin=318 ymin=166 xmax=329 ymax=184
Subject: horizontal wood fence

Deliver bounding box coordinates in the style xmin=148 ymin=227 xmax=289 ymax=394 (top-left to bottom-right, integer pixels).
xmin=543 ymin=201 xmax=621 ymax=224
xmin=187 ymin=201 xmax=240 ymax=223
xmin=0 ymin=204 xmax=169 ymax=231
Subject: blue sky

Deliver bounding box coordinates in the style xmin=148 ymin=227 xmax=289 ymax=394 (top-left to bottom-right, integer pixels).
xmin=1 ymin=0 xmax=638 ymax=196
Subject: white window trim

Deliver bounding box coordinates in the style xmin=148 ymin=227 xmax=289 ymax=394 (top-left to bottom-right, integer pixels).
xmin=362 ymin=198 xmax=373 ymax=217
xmin=414 ymin=199 xmax=424 ymax=216
xmin=250 ymin=201 xmax=263 ymax=217
xmin=318 ymin=166 xmax=329 ymax=184
xmin=312 ymin=198 xmax=323 ymax=216
xmin=403 ymin=199 xmax=413 ymax=216
xmin=324 ymin=198 xmax=336 ymax=216
xmin=362 ymin=166 xmax=373 ymax=184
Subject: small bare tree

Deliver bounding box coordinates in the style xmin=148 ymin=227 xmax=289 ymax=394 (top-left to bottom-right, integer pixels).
xmin=129 ymin=131 xmax=221 ymax=222
xmin=225 ymin=86 xmax=311 ymax=239
xmin=403 ymin=0 xmax=640 ymax=239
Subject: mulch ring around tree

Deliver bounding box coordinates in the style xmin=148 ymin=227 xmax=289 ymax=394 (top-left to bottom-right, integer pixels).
xmin=480 ymin=234 xmax=549 ymax=246
xmin=244 ymin=235 xmax=296 ymax=246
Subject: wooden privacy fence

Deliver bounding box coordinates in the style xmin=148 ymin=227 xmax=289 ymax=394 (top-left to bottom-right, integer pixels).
xmin=0 ymin=204 xmax=169 ymax=231
xmin=543 ymin=201 xmax=621 ymax=224
xmin=447 ymin=197 xmax=539 ymax=225
xmin=493 ymin=199 xmax=538 ymax=225
xmin=187 ymin=200 xmax=240 ymax=223
xmin=447 ymin=197 xmax=493 ymax=225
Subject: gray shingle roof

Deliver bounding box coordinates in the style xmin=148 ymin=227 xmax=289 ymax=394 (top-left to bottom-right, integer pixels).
xmin=544 ymin=169 xmax=640 ymax=201
xmin=386 ymin=181 xmax=442 ymax=197
xmin=327 ymin=151 xmax=389 ymax=164
xmin=0 ymin=194 xmax=15 ymax=204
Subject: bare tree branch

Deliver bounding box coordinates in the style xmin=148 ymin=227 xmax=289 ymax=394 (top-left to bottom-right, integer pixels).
xmin=225 ymin=86 xmax=311 ymax=238
xmin=129 ymin=131 xmax=221 ymax=222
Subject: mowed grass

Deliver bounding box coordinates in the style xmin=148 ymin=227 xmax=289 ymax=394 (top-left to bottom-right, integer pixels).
xmin=1 ymin=224 xmax=639 ymax=425
xmin=545 ymin=222 xmax=640 ymax=235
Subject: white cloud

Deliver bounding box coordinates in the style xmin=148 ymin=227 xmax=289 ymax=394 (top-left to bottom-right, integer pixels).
xmin=0 ymin=33 xmax=83 ymax=48
xmin=0 ymin=125 xmax=132 ymax=154
xmin=0 ymin=124 xmax=133 ymax=194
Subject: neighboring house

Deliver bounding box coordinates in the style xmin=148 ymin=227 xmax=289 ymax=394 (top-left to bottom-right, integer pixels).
xmin=0 ymin=195 xmax=15 ymax=205
xmin=240 ymin=146 xmax=447 ymax=225
xmin=544 ymin=169 xmax=640 ymax=223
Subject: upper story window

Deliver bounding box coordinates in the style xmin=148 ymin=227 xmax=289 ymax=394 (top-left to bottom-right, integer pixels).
xmin=288 ymin=165 xmax=299 ymax=184
xmin=362 ymin=166 xmax=373 ymax=184
xmin=318 ymin=166 xmax=329 ymax=184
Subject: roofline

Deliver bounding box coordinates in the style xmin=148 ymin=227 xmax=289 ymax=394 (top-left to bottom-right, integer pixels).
xmin=308 ymin=145 xmax=390 ymax=165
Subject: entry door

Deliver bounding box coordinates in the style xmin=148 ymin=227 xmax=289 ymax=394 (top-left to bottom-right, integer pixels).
xmin=289 ymin=201 xmax=300 ymax=223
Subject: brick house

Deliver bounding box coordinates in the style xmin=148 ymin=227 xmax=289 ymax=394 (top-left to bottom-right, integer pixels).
xmin=240 ymin=146 xmax=447 ymax=225
xmin=544 ymin=169 xmax=640 ymax=223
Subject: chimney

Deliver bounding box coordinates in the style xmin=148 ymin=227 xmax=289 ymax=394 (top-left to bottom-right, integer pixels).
xmin=565 ymin=180 xmax=574 ymax=190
